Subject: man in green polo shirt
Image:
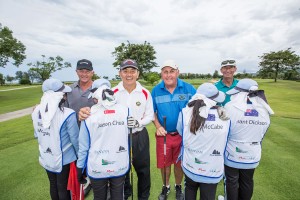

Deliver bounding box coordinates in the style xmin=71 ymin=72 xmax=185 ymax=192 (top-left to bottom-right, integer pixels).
xmin=215 ymin=59 xmax=239 ymax=106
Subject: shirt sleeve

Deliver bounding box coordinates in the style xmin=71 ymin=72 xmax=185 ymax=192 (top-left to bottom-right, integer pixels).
xmin=138 ymin=91 xmax=155 ymax=126
xmin=66 ymin=112 xmax=79 ymax=155
xmin=77 ymin=121 xmax=90 ymax=169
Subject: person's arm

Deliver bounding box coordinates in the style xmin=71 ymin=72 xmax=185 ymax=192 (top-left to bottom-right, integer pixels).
xmin=76 ymin=121 xmax=90 ymax=169
xmin=138 ymin=93 xmax=154 ymax=126
xmin=153 ymin=113 xmax=166 ymax=136
xmin=78 ymin=107 xmax=91 ymax=121
xmin=66 ymin=112 xmax=80 ymax=155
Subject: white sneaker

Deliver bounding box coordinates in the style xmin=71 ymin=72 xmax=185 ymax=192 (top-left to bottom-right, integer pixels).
xmin=218 ymin=195 xmax=225 ymax=200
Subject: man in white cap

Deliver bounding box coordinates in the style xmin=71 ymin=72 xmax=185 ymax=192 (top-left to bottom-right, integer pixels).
xmin=152 ymin=60 xmax=196 ymax=200
xmin=215 ymin=59 xmax=239 ymax=106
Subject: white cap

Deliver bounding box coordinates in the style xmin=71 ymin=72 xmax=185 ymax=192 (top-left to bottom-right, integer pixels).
xmin=226 ymin=78 xmax=258 ymax=95
xmin=42 ymin=78 xmax=71 ymax=93
xmin=197 ymin=83 xmax=225 ymax=103
xmin=161 ymin=59 xmax=178 ymax=70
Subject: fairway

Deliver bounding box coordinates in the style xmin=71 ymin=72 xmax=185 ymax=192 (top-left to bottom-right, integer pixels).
xmin=0 ymin=79 xmax=299 ymax=199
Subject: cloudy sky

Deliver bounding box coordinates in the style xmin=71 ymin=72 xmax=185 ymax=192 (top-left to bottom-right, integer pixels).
xmin=1 ymin=0 xmax=299 ymax=81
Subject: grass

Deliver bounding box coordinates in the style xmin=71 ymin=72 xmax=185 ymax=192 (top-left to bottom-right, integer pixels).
xmin=0 ymin=79 xmax=300 ymax=199
xmin=0 ymin=86 xmax=42 ymax=114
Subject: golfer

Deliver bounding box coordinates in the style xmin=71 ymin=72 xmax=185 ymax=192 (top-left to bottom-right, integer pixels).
xmin=224 ymin=78 xmax=274 ymax=200
xmin=76 ymin=79 xmax=130 ymax=200
xmin=177 ymin=83 xmax=230 ymax=200
xmin=32 ymin=78 xmax=79 ymax=200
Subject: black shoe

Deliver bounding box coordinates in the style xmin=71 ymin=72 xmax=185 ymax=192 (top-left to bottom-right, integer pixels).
xmin=158 ymin=185 xmax=170 ymax=200
xmin=175 ymin=185 xmax=184 ymax=200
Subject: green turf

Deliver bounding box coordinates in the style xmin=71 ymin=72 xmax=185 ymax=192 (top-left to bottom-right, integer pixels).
xmin=0 ymin=86 xmax=42 ymax=114
xmin=0 ymin=79 xmax=300 ymax=199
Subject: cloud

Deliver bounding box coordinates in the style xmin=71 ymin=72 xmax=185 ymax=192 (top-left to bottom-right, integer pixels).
xmin=0 ymin=0 xmax=299 ymax=81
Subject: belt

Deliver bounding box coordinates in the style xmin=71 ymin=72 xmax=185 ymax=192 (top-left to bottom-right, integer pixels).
xmin=168 ymin=132 xmax=179 ymax=136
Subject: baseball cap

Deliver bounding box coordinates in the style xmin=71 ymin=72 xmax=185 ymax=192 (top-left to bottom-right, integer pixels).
xmin=77 ymin=59 xmax=93 ymax=70
xmin=120 ymin=59 xmax=138 ymax=70
xmin=197 ymin=83 xmax=225 ymax=103
xmin=42 ymin=78 xmax=72 ymax=93
xmin=161 ymin=59 xmax=178 ymax=70
xmin=88 ymin=79 xmax=111 ymax=98
xmin=226 ymin=78 xmax=258 ymax=95
xmin=221 ymin=59 xmax=236 ymax=67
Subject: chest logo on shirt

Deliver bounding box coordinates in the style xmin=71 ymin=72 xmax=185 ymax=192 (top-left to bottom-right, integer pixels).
xmin=179 ymin=95 xmax=186 ymax=100
xmin=244 ymin=109 xmax=258 ymax=117
xmin=136 ymin=101 xmax=141 ymax=106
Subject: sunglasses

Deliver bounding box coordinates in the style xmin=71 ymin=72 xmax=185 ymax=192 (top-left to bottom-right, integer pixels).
xmin=221 ymin=60 xmax=236 ymax=65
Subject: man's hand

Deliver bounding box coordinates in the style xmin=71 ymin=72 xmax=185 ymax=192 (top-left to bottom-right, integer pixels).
xmin=156 ymin=126 xmax=167 ymax=136
xmin=127 ymin=116 xmax=140 ymax=128
xmin=78 ymin=107 xmax=91 ymax=121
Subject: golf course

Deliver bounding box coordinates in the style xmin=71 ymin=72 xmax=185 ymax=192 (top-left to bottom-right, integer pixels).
xmin=0 ymin=79 xmax=299 ymax=200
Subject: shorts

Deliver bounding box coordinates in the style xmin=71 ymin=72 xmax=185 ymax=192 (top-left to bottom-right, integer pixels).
xmin=156 ymin=133 xmax=182 ymax=168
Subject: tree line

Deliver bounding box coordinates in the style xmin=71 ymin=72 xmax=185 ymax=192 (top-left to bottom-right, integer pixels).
xmin=0 ymin=24 xmax=299 ymax=85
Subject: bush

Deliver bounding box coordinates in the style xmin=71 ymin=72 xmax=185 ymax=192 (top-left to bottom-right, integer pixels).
xmin=19 ymin=79 xmax=31 ymax=85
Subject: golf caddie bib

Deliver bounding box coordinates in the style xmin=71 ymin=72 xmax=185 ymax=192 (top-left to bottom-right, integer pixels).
xmin=32 ymin=106 xmax=75 ymax=173
xmin=225 ymin=104 xmax=270 ymax=164
xmin=181 ymin=108 xmax=230 ymax=178
xmin=84 ymin=104 xmax=129 ymax=179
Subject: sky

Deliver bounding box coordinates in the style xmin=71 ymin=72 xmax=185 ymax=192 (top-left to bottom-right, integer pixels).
xmin=0 ymin=0 xmax=299 ymax=81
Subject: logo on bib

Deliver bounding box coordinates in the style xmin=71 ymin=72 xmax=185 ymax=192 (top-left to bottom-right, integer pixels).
xmin=236 ymin=147 xmax=248 ymax=153
xmin=136 ymin=101 xmax=141 ymax=106
xmin=207 ymin=114 xmax=216 ymax=121
xmin=116 ymin=146 xmax=127 ymax=153
xmin=104 ymin=110 xmax=115 ymax=114
xmin=44 ymin=147 xmax=53 ymax=155
xmin=102 ymin=159 xmax=116 ymax=165
xmin=210 ymin=149 xmax=221 ymax=156
xmin=244 ymin=109 xmax=258 ymax=117
xmin=195 ymin=158 xmax=208 ymax=164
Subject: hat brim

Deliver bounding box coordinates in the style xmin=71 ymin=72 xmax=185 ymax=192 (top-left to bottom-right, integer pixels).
xmin=212 ymin=91 xmax=226 ymax=103
xmin=61 ymin=85 xmax=72 ymax=93
xmin=226 ymin=88 xmax=240 ymax=95
xmin=120 ymin=65 xmax=138 ymax=70
xmin=161 ymin=66 xmax=178 ymax=70
xmin=221 ymin=64 xmax=236 ymax=68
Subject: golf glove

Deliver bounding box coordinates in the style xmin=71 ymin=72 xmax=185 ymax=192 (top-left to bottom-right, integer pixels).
xmin=127 ymin=116 xmax=140 ymax=128
xmin=76 ymin=167 xmax=87 ymax=184
xmin=217 ymin=106 xmax=230 ymax=121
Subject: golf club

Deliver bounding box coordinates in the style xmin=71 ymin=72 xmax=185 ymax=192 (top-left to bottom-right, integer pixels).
xmin=129 ymin=127 xmax=134 ymax=200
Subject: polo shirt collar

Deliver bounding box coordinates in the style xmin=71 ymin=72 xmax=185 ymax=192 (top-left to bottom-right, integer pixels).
xmin=117 ymin=81 xmax=143 ymax=92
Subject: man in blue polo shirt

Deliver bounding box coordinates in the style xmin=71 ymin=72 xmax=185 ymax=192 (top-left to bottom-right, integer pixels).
xmin=215 ymin=59 xmax=239 ymax=106
xmin=152 ymin=60 xmax=196 ymax=200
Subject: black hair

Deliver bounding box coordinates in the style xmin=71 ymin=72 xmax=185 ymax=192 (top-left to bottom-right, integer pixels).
xmin=188 ymin=99 xmax=207 ymax=134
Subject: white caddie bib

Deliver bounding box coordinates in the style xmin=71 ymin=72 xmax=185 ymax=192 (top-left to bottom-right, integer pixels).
xmin=32 ymin=106 xmax=74 ymax=173
xmin=84 ymin=104 xmax=129 ymax=179
xmin=225 ymin=103 xmax=270 ymax=164
xmin=181 ymin=108 xmax=230 ymax=178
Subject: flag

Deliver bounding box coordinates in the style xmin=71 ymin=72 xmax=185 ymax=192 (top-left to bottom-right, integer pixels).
xmin=67 ymin=162 xmax=84 ymax=200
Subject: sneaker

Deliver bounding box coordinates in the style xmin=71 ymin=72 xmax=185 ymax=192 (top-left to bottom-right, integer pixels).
xmin=158 ymin=185 xmax=170 ymax=200
xmin=175 ymin=185 xmax=184 ymax=200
